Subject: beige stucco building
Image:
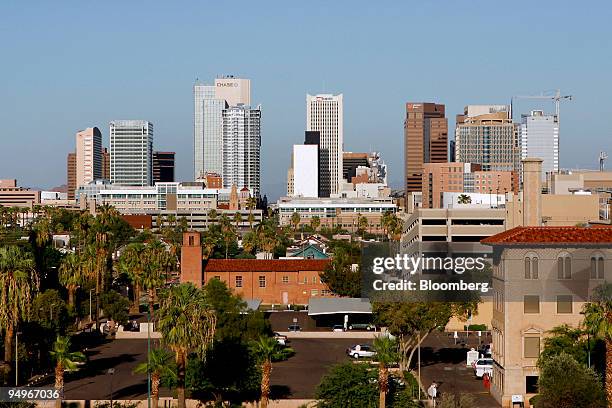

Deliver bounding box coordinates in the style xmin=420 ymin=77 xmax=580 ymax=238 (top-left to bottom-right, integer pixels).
xmin=482 ymin=226 xmax=612 ymax=407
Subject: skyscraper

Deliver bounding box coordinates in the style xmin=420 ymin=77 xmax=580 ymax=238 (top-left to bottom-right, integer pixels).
xmin=455 ymin=105 xmax=520 ymax=178
xmin=76 ymin=127 xmax=102 ymax=188
xmin=222 ymin=105 xmax=261 ymax=196
xmin=102 ymin=148 xmax=110 ymax=180
xmin=306 ymin=94 xmax=343 ymax=197
xmin=110 ymin=120 xmax=153 ymax=186
xmin=67 ymin=152 xmax=76 ymax=200
xmin=519 ymin=110 xmax=559 ymax=179
xmin=404 ymin=102 xmax=448 ymax=194
xmin=153 ymin=151 xmax=176 ymax=183
xmin=194 ymin=76 xmax=250 ymax=179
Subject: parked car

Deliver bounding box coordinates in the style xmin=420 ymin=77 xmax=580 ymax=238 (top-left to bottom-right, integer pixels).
xmin=274 ymin=332 xmax=288 ymax=345
xmin=288 ymin=324 xmax=301 ymax=332
xmin=473 ymin=358 xmax=493 ymax=378
xmin=332 ymin=325 xmax=345 ymax=332
xmin=346 ymin=344 xmax=376 ymax=359
xmin=348 ymin=323 xmax=375 ymax=331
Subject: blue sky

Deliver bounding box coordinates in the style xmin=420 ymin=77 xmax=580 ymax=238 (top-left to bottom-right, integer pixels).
xmin=1 ymin=1 xmax=611 ymax=200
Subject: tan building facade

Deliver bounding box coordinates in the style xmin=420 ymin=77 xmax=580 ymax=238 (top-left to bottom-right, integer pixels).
xmin=76 ymin=127 xmax=103 ymax=188
xmin=0 ymin=179 xmax=40 ymax=208
xmin=422 ymin=162 xmax=515 ymax=208
xmin=482 ymin=226 xmax=612 ymax=407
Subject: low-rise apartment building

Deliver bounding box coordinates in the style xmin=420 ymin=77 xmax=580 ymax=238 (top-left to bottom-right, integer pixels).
xmin=481 ymin=226 xmax=612 ymax=407
xmin=277 ymin=196 xmax=397 ymax=234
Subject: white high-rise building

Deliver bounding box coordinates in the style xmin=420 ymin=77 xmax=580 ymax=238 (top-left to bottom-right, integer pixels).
xmin=292 ymin=144 xmax=319 ymax=197
xmin=110 ymin=120 xmax=153 ymax=186
xmin=76 ymin=127 xmax=102 ymax=188
xmin=520 ymin=110 xmax=559 ymax=179
xmin=222 ymin=105 xmax=261 ymax=196
xmin=194 ymin=76 xmax=250 ymax=179
xmin=306 ymin=93 xmax=343 ymax=197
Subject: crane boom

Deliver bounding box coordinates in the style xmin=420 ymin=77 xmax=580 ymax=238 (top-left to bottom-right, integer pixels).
xmin=511 ymin=89 xmax=572 ymax=117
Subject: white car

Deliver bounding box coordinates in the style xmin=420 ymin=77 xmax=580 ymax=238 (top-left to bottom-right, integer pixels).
xmin=346 ymin=344 xmax=376 ymax=359
xmin=473 ymin=358 xmax=493 ymax=378
xmin=273 ymin=332 xmax=287 ymax=346
xmin=332 ymin=325 xmax=345 ymax=332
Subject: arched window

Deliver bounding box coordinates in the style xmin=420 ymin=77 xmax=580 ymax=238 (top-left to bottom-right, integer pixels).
xmin=525 ymin=253 xmax=538 ymax=279
xmin=557 ymin=252 xmax=572 ymax=280
xmin=591 ymin=253 xmax=605 ymax=280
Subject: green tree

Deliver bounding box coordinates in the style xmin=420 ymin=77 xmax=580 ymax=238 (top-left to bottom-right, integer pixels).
xmin=357 ymin=214 xmax=369 ymax=237
xmin=539 ymin=324 xmax=602 ymax=369
xmin=233 ymin=212 xmax=243 ymax=229
xmin=158 ymin=284 xmax=216 ymax=408
xmin=133 ymin=348 xmax=176 ymax=408
xmin=241 ymin=231 xmax=258 ymax=255
xmin=207 ymin=209 xmax=218 ymax=224
xmin=316 ymin=362 xmax=378 ymax=408
xmin=251 ymin=336 xmax=294 ymax=408
xmin=320 ymin=247 xmax=360 ymax=297
xmin=31 ymin=289 xmax=69 ymax=333
xmin=534 ymin=353 xmax=605 ymax=408
xmin=50 ymin=336 xmax=85 ymax=408
xmin=373 ymin=301 xmax=475 ymax=373
xmin=373 ymin=336 xmax=399 ymax=408
xmin=583 ymin=282 xmax=612 ymax=402
xmin=457 ymin=194 xmax=472 ymax=205
xmin=0 ymin=246 xmax=39 ymax=363
xmin=100 ymin=290 xmax=130 ymax=326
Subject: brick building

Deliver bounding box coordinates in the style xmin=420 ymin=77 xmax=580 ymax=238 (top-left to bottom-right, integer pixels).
xmin=180 ymin=231 xmax=332 ymax=304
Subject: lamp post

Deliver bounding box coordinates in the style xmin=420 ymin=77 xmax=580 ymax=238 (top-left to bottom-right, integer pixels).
xmin=107 ymin=368 xmax=115 ymax=408
xmin=89 ymin=289 xmax=95 ymax=324
xmin=147 ymin=311 xmax=151 ymax=408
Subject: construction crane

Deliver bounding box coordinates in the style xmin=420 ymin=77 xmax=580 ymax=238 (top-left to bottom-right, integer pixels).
xmin=511 ymin=89 xmax=573 ymax=119
xmin=600 ymin=152 xmax=608 ymax=171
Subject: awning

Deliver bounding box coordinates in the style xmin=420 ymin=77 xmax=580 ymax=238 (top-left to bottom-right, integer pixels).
xmin=245 ymin=299 xmax=262 ymax=311
xmin=308 ymin=298 xmax=372 ymax=316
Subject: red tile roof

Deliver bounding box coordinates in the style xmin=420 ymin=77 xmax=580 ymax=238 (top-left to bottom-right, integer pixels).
xmin=481 ymin=226 xmax=612 ymax=245
xmin=204 ymin=259 xmax=330 ymax=272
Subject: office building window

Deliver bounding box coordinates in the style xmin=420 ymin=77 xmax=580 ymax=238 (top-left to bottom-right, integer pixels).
xmin=557 ymin=254 xmax=572 ymax=279
xmin=524 ymin=337 xmax=540 ymax=358
xmin=235 ymin=276 xmax=243 ymax=288
xmin=591 ymin=255 xmax=605 ymax=279
xmin=311 ymin=289 xmax=318 ymax=296
xmin=556 ymin=295 xmax=572 ymax=314
xmin=282 ymin=275 xmax=289 ymax=284
xmin=258 ymin=276 xmax=266 ymax=288
xmin=524 ymin=295 xmax=540 ymax=314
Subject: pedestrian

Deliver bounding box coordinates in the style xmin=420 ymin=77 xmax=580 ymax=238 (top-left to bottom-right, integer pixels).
xmin=427 ymin=381 xmax=438 ymax=406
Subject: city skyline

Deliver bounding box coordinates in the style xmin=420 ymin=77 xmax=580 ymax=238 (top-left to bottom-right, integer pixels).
xmin=1 ymin=1 xmax=611 ymax=200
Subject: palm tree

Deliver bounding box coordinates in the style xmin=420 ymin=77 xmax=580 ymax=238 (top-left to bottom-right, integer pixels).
xmin=158 ymin=284 xmax=216 ymax=408
xmin=133 ymin=348 xmax=176 ymax=408
xmin=201 ymin=233 xmax=217 ymax=260
xmin=59 ymin=252 xmax=84 ymax=308
xmin=251 ymin=336 xmax=294 ymax=408
xmin=583 ymin=282 xmax=612 ymax=403
xmin=50 ymin=336 xmax=85 ymax=408
xmin=0 ymin=246 xmax=39 ymax=363
xmin=310 ymin=216 xmax=321 ymax=233
xmin=219 ymin=214 xmax=235 ymax=259
xmin=357 ymin=214 xmax=369 ymax=237
xmin=242 ymin=231 xmax=258 ymax=254
xmin=290 ymin=212 xmax=301 ymax=234
xmin=208 ymin=209 xmax=218 ymax=226
xmin=373 ymin=335 xmax=399 ymax=408
xmin=120 ymin=243 xmax=146 ymax=313
xmin=233 ymin=212 xmax=243 ymax=230
xmin=142 ymin=241 xmax=166 ymax=318
xmin=246 ymin=197 xmax=257 ymax=229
